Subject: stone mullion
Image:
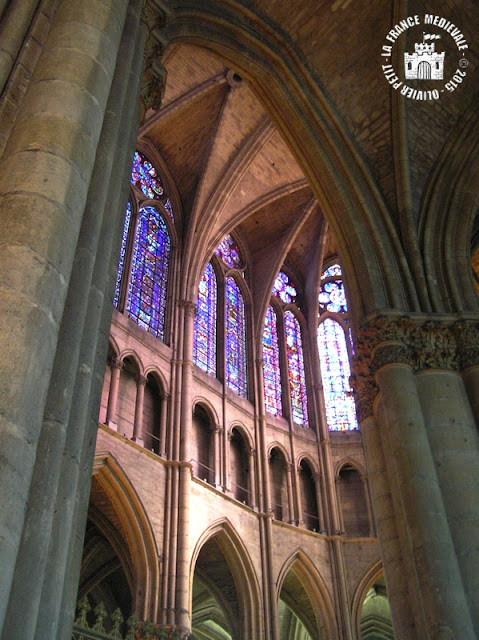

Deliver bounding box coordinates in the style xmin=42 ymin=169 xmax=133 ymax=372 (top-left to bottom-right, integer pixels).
xmin=377 ymin=359 xmax=475 ymax=638
xmin=361 ymin=412 xmax=418 ymax=639
xmin=0 ymin=0 xmax=134 ymax=635
xmin=43 ymin=10 xmax=147 ymax=637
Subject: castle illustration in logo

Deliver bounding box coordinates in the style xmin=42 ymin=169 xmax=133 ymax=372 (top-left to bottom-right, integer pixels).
xmin=404 ymin=33 xmax=445 ymax=80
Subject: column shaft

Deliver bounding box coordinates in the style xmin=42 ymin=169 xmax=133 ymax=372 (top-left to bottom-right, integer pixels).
xmin=133 ymin=376 xmax=146 ymax=444
xmin=377 ymin=363 xmax=475 ymax=638
xmin=0 ymin=0 xmax=130 ymax=634
xmin=360 ymin=415 xmax=418 ymax=638
xmin=417 ymin=369 xmax=479 ymax=632
xmin=106 ymin=359 xmax=122 ymax=428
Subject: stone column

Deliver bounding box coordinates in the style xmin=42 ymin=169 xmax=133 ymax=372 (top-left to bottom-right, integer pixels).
xmin=176 ymin=301 xmax=196 ymax=632
xmin=285 ymin=463 xmax=295 ymax=524
xmin=376 ymin=358 xmax=474 ymax=638
xmin=312 ymin=472 xmax=326 ymax=534
xmin=106 ymin=358 xmax=122 ymax=429
xmin=360 ymin=414 xmax=418 ymax=639
xmin=360 ymin=474 xmax=375 ymax=537
xmin=159 ymin=392 xmax=169 ymax=457
xmin=417 ymin=369 xmax=479 ymax=631
xmin=214 ymin=425 xmax=222 ymax=488
xmin=248 ymin=448 xmax=257 ymax=509
xmin=0 ymin=0 xmax=131 ymax=634
xmin=132 ymin=375 xmax=147 ymax=445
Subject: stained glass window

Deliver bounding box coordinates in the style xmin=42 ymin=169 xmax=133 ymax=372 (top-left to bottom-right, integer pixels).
xmin=126 ymin=206 xmax=170 ymax=340
xmin=131 ymin=151 xmax=164 ymax=199
xmin=321 ymin=264 xmax=342 ymax=279
xmin=263 ymin=306 xmax=282 ymax=416
xmin=272 ymin=271 xmax=297 ymax=304
xmin=319 ymin=263 xmax=347 ymax=313
xmin=114 ymin=201 xmax=131 ymax=307
xmin=284 ymin=310 xmax=308 ymax=425
xmin=130 ymin=151 xmax=174 ymax=221
xmin=194 ymin=263 xmax=217 ymax=375
xmin=225 ymin=277 xmax=247 ymax=397
xmin=215 ymin=234 xmax=241 ymax=268
xmin=317 ymin=318 xmax=357 ymax=431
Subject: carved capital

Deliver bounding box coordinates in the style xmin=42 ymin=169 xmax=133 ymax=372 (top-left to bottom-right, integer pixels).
xmin=137 ymin=375 xmax=147 ymax=387
xmin=109 ymin=356 xmax=123 ymax=371
xmin=454 ymin=321 xmax=479 ymax=369
xmin=179 ymin=299 xmax=197 ymax=317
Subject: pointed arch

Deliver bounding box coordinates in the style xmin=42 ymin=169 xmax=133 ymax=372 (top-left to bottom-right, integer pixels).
xmin=190 ymin=519 xmax=262 ymax=640
xmin=225 ymin=275 xmax=247 ymax=397
xmin=165 ymin=3 xmax=411 ymax=319
xmin=194 ymin=261 xmax=217 ymax=376
xmin=277 ymin=550 xmax=338 ymax=640
xmin=91 ymin=454 xmax=160 ymax=622
xmin=284 ymin=309 xmax=309 ymax=426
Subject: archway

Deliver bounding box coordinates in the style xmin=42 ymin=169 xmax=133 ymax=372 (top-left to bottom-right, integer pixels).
xmin=191 ymin=522 xmax=261 ymax=639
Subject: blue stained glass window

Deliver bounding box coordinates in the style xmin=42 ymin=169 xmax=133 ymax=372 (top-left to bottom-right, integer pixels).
xmin=130 ymin=151 xmax=174 ymax=222
xmin=272 ymin=271 xmax=297 ymax=304
xmin=284 ymin=310 xmax=308 ymax=425
xmin=263 ymin=306 xmax=282 ymax=416
xmin=215 ymin=234 xmax=241 ymax=268
xmin=319 ymin=263 xmax=347 ymax=313
xmin=114 ymin=201 xmax=131 ymax=307
xmin=321 ymin=264 xmax=342 ymax=279
xmin=126 ymin=206 xmax=170 ymax=339
xmin=131 ymin=151 xmax=164 ymax=199
xmin=225 ymin=277 xmax=247 ymax=397
xmin=194 ymin=263 xmax=217 ymax=375
xmin=317 ymin=318 xmax=358 ymax=431
xmin=319 ymin=280 xmax=347 ymax=313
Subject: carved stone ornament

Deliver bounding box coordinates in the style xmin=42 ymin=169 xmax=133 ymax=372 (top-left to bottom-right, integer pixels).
xmin=141 ymin=1 xmax=172 ymax=110
xmin=350 ymin=314 xmax=479 ymax=422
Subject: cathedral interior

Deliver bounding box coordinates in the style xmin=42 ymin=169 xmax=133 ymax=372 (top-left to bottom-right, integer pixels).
xmin=0 ymin=1 xmax=479 ymax=639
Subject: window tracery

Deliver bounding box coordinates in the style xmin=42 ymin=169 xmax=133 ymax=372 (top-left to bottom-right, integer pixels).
xmin=318 ymin=263 xmax=358 ymax=431
xmin=194 ymin=233 xmax=248 ymax=400
xmin=262 ymin=305 xmax=282 ymax=416
xmin=114 ymin=151 xmax=173 ymax=342
xmin=263 ymin=270 xmax=309 ymax=426
xmin=194 ymin=263 xmax=217 ymax=376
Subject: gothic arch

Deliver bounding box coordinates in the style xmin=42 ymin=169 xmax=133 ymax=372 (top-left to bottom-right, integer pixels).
xmin=158 ymin=1 xmax=411 ymax=319
xmin=351 ymin=560 xmax=384 ymax=639
xmin=190 ymin=519 xmax=262 ymax=639
xmin=420 ymin=99 xmax=479 ymax=313
xmin=277 ymin=550 xmax=338 ymax=640
xmin=91 ymin=454 xmax=160 ymax=621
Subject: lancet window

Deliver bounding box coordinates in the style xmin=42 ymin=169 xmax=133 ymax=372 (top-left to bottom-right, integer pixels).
xmin=114 ymin=150 xmax=175 ymax=342
xmin=194 ymin=234 xmax=249 ymax=399
xmin=263 ymin=270 xmax=309 ymax=426
xmin=317 ymin=263 xmax=358 ymax=431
